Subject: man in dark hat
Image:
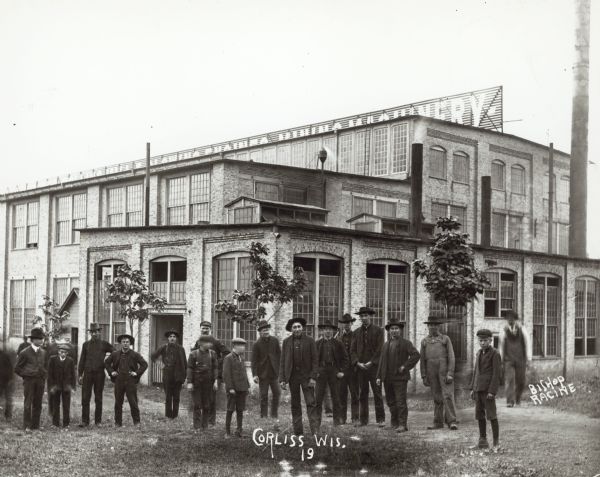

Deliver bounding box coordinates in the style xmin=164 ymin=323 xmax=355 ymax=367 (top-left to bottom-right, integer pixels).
xmin=78 ymin=322 xmax=113 ymax=427
xmin=279 ymin=317 xmax=319 ymax=435
xmin=350 ymin=306 xmax=385 ymax=426
xmin=251 ymin=320 xmax=281 ymax=420
xmin=187 ymin=335 xmax=218 ymax=430
xmin=420 ymin=315 xmax=458 ymax=430
xmin=151 ymin=330 xmax=187 ymax=419
xmin=336 ymin=313 xmax=358 ymax=424
xmin=191 ymin=320 xmax=230 ymax=426
xmin=0 ymin=344 xmax=15 ymax=422
xmin=14 ymin=327 xmax=47 ymax=430
xmin=470 ymin=328 xmax=502 ymax=450
xmin=105 ymin=334 xmax=148 ymax=426
xmin=499 ymin=310 xmax=530 ymax=407
xmin=223 ymin=337 xmax=250 ymax=437
xmin=315 ymin=320 xmax=348 ymax=427
xmin=47 ymin=343 xmax=76 ymax=428
xmin=376 ymin=319 xmax=420 ymax=432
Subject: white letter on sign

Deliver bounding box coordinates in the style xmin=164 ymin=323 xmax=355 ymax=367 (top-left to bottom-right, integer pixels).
xmin=450 ymin=99 xmax=465 ymax=124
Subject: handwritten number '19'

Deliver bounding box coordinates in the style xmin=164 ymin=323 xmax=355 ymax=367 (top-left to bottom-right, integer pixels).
xmin=301 ymin=448 xmax=314 ymax=461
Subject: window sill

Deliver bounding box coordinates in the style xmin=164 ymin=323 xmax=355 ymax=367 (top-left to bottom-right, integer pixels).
xmin=491 ymin=188 xmax=506 ymax=192
xmin=429 ymin=176 xmax=447 ymax=182
xmin=452 ymin=181 xmax=470 ymax=186
xmin=574 ymin=355 xmax=600 ymax=359
xmin=510 ymin=192 xmax=526 ymax=197
xmin=532 ymin=356 xmax=561 ymax=361
xmin=55 ymin=243 xmax=80 ymax=248
xmin=11 ymin=247 xmax=38 ymax=251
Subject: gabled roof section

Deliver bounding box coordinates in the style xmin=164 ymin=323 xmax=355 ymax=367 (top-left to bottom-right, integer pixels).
xmin=224 ymin=196 xmax=329 ymax=213
xmin=58 ymin=288 xmax=80 ymax=315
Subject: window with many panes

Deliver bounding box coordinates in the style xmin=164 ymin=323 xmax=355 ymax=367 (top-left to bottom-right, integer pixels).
xmin=431 ymin=202 xmax=467 ymax=231
xmin=354 ymin=131 xmax=371 ymax=176
xmin=213 ymin=253 xmax=257 ymax=350
xmin=391 ymin=123 xmax=408 ymax=174
xmin=453 ymin=152 xmax=469 ymax=184
xmin=166 ymin=172 xmax=210 ymax=225
xmin=9 ymin=278 xmax=36 ymax=336
xmin=532 ymin=274 xmax=561 ymax=357
xmin=283 ymin=187 xmax=307 ymax=204
xmin=366 ymin=261 xmax=409 ymax=330
xmin=352 ymin=196 xmax=397 ymax=218
xmin=492 ymin=212 xmax=524 ymax=249
xmin=293 ymin=255 xmax=342 ymax=338
xmin=484 ymin=270 xmax=516 ymax=318
xmin=167 ymin=177 xmax=187 ymax=225
xmin=575 ymin=278 xmax=598 ymax=356
xmin=190 ymin=172 xmax=210 ymax=223
xmin=491 ymin=160 xmax=505 ymax=190
xmin=291 ymin=142 xmax=306 ymax=168
xmin=429 ymin=146 xmax=447 ymax=180
xmin=255 ymin=182 xmax=280 ymax=201
xmin=232 ymin=207 xmax=255 ymax=224
xmin=429 ymin=297 xmax=467 ymax=361
xmin=56 ymin=193 xmax=87 ymax=245
xmin=12 ymin=201 xmax=39 ymax=249
xmin=95 ymin=261 xmax=125 ymax=344
xmin=491 ymin=212 xmax=506 ymax=247
xmin=338 ymin=133 xmax=353 ymax=174
xmin=372 ymin=127 xmax=389 ymax=176
xmin=511 ymin=165 xmax=526 ymax=195
xmin=550 ymin=222 xmax=569 ymax=255
xmin=53 ymin=276 xmax=79 ymax=307
xmin=558 ymin=176 xmax=569 ymax=204
xmin=107 ymin=183 xmax=143 ymax=227
xmin=150 ymin=257 xmax=187 ymax=304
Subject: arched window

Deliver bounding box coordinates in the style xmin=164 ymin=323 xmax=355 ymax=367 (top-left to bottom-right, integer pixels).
xmin=484 ymin=268 xmax=517 ymax=318
xmin=511 ymin=165 xmax=526 ymax=195
xmin=366 ymin=260 xmax=409 ymax=330
xmin=292 ymin=253 xmax=343 ymax=338
xmin=491 ymin=160 xmax=505 ymax=190
xmin=212 ymin=252 xmax=256 ymax=350
xmin=150 ymin=256 xmax=187 ymax=304
xmin=532 ymin=273 xmax=562 ymax=357
xmin=95 ymin=260 xmax=126 ymax=344
xmin=429 ymin=146 xmax=447 ymax=180
xmin=575 ymin=277 xmax=598 ymax=356
xmin=452 ymin=151 xmax=469 ymax=184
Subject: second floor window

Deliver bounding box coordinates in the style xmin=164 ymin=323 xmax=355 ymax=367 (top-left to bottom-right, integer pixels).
xmin=9 ymin=278 xmax=36 ymax=336
xmin=166 ymin=172 xmax=210 ymax=225
xmin=431 ymin=202 xmax=467 ymax=231
xmin=150 ymin=257 xmax=187 ymax=304
xmin=56 ymin=193 xmax=87 ymax=245
xmin=511 ymin=165 xmax=526 ymax=195
xmin=491 ymin=160 xmax=505 ymax=190
xmin=491 ymin=212 xmax=523 ymax=249
xmin=352 ymin=196 xmax=398 ymax=218
xmin=484 ymin=270 xmax=516 ymax=318
xmin=452 ymin=152 xmax=469 ymax=184
xmin=12 ymin=201 xmax=39 ymax=249
xmin=255 ymin=182 xmax=280 ymax=201
xmin=429 ymin=146 xmax=447 ymax=180
xmin=107 ymin=184 xmax=143 ymax=227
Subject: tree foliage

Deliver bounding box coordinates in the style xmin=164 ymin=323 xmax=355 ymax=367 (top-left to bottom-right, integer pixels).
xmin=214 ymin=242 xmax=307 ymax=324
xmin=105 ymin=265 xmax=167 ymax=344
xmin=32 ymin=295 xmax=70 ymax=341
xmin=413 ymin=217 xmax=490 ymax=317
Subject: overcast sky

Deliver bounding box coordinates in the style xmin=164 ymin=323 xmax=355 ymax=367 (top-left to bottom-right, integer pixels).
xmin=1 ymin=0 xmax=598 ymax=253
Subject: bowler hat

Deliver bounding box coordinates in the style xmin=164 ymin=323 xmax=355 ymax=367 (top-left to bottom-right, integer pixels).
xmin=423 ymin=315 xmax=446 ymax=325
xmin=318 ymin=320 xmax=338 ymax=330
xmin=28 ymin=328 xmax=45 ymax=340
xmin=385 ymin=319 xmax=406 ymax=331
xmin=338 ymin=313 xmax=355 ymax=323
xmin=116 ymin=334 xmax=135 ymax=345
xmin=200 ymin=321 xmax=213 ymax=328
xmin=354 ymin=306 xmax=376 ymax=316
xmin=256 ymin=320 xmax=271 ymax=331
xmin=476 ymin=329 xmax=493 ymax=338
xmin=88 ymin=323 xmax=102 ymax=332
xmin=164 ymin=329 xmax=180 ymax=339
xmin=286 ymin=317 xmax=307 ymax=332
xmin=504 ymin=310 xmax=519 ymax=320
xmin=232 ymin=337 xmax=247 ymax=345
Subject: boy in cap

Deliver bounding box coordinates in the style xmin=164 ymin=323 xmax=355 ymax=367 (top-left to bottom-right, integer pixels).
xmin=223 ymin=337 xmax=250 ymax=437
xmin=47 ymin=344 xmax=76 ymax=428
xmin=376 ymin=318 xmax=420 ymax=433
xmin=187 ymin=335 xmax=218 ymax=430
xmin=251 ymin=320 xmax=281 ymax=420
xmin=105 ymin=334 xmax=148 ymax=427
xmin=336 ymin=313 xmax=358 ymax=424
xmin=151 ymin=329 xmax=187 ymax=419
xmin=470 ymin=328 xmax=502 ymax=450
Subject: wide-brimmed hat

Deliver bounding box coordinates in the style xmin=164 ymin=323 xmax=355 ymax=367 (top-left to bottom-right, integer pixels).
xmin=199 ymin=321 xmax=213 ymax=328
xmin=504 ymin=310 xmax=519 ymax=320
xmin=354 ymin=306 xmax=376 ymax=316
xmin=286 ymin=317 xmax=307 ymax=332
xmin=256 ymin=320 xmax=271 ymax=331
xmin=117 ymin=334 xmax=135 ymax=345
xmin=88 ymin=323 xmax=102 ymax=332
xmin=423 ymin=315 xmax=446 ymax=325
xmin=476 ymin=329 xmax=493 ymax=338
xmin=28 ymin=328 xmax=45 ymax=340
xmin=164 ymin=329 xmax=180 ymax=339
xmin=338 ymin=313 xmax=355 ymax=324
xmin=385 ymin=319 xmax=406 ymax=331
xmin=318 ymin=320 xmax=338 ymax=330
xmin=232 ymin=337 xmax=247 ymax=346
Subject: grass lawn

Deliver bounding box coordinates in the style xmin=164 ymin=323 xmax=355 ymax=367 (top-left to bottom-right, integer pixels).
xmin=0 ymin=381 xmax=599 ymax=477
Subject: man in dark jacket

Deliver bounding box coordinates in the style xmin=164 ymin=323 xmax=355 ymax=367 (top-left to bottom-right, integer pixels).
xmin=14 ymin=327 xmax=47 ymax=430
xmin=470 ymin=328 xmax=502 ymax=450
xmin=105 ymin=334 xmax=148 ymax=426
xmin=223 ymin=337 xmax=250 ymax=437
xmin=376 ymin=319 xmax=420 ymax=433
xmin=315 ymin=320 xmax=349 ymax=427
xmin=17 ymin=336 xmax=30 ymax=355
xmin=279 ymin=317 xmax=319 ymax=435
xmin=0 ymin=346 xmax=14 ymax=422
xmin=251 ymin=320 xmax=281 ymax=419
xmin=336 ymin=313 xmax=358 ymax=424
xmin=47 ymin=344 xmax=76 ymax=427
xmin=151 ymin=329 xmax=187 ymax=419
xmin=187 ymin=335 xmax=218 ymax=430
xmin=78 ymin=323 xmax=113 ymax=427
xmin=350 ymin=306 xmax=385 ymax=426
xmin=499 ymin=310 xmax=530 ymax=407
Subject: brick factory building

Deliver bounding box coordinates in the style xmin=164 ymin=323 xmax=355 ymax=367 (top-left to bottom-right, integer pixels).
xmin=1 ymin=87 xmax=598 ymax=387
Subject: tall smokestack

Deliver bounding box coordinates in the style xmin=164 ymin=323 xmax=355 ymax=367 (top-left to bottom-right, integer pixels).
xmin=548 ymin=143 xmax=554 ymax=253
xmin=411 ymin=143 xmax=423 ymax=237
xmin=145 ymin=142 xmax=151 ymax=227
xmin=569 ymin=0 xmax=590 ymax=257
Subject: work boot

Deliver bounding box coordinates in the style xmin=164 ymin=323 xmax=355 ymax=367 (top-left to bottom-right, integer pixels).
xmin=478 ymin=437 xmax=489 ymax=449
xmin=427 ymin=424 xmax=444 ymax=430
xmin=396 ymin=427 xmax=409 ymax=434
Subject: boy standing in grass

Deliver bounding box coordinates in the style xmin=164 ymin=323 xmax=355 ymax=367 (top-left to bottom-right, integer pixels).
xmin=187 ymin=335 xmax=218 ymax=430
xmin=470 ymin=328 xmax=501 ymax=450
xmin=223 ymin=337 xmax=250 ymax=437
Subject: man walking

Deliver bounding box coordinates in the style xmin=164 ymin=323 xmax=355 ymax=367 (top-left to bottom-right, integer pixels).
xmin=420 ymin=315 xmax=458 ymax=430
xmin=336 ymin=313 xmax=358 ymax=425
xmin=499 ymin=310 xmax=530 ymax=407
xmin=151 ymin=329 xmax=187 ymax=419
xmin=105 ymin=334 xmax=148 ymax=427
xmin=14 ymin=328 xmax=47 ymax=431
xmin=251 ymin=320 xmax=281 ymax=420
xmin=315 ymin=320 xmax=348 ymax=427
xmin=350 ymin=306 xmax=385 ymax=427
xmin=376 ymin=318 xmax=420 ymax=433
xmin=279 ymin=317 xmax=319 ymax=436
xmin=78 ymin=323 xmax=113 ymax=427
xmin=47 ymin=343 xmax=76 ymax=428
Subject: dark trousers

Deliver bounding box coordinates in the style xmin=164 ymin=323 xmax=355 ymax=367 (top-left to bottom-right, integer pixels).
xmin=81 ymin=370 xmax=106 ymax=424
xmin=357 ymin=365 xmax=385 ymax=424
xmin=504 ymin=360 xmax=526 ymax=405
xmin=208 ymin=381 xmax=219 ymax=425
xmin=162 ymin=369 xmax=183 ymax=418
xmin=258 ymin=377 xmax=281 ymax=418
xmin=1 ymin=380 xmax=14 ymax=419
xmin=192 ymin=379 xmax=213 ymax=429
xmin=51 ymin=389 xmax=71 ymax=427
xmin=114 ymin=378 xmax=140 ymax=426
xmin=23 ymin=377 xmax=45 ymax=430
xmin=383 ymin=380 xmax=408 ymax=428
xmin=289 ymin=373 xmax=318 ymax=435
xmin=315 ymin=367 xmax=341 ymax=426
xmin=338 ymin=368 xmax=359 ymax=423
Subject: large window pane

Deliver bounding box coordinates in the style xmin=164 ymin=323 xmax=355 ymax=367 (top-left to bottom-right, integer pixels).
xmin=453 ymin=152 xmax=469 ymax=184
xmin=491 ymin=161 xmax=505 ymax=190
xmin=372 ymin=127 xmax=388 ymax=176
xmin=429 ymin=147 xmax=447 ymax=180
xmin=391 ymin=124 xmax=408 ymax=174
